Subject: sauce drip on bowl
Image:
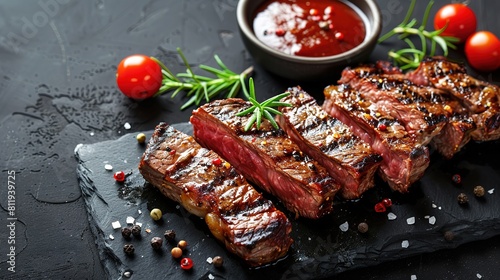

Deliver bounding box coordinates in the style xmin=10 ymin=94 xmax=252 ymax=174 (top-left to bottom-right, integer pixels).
xmin=253 ymin=0 xmax=366 ymax=57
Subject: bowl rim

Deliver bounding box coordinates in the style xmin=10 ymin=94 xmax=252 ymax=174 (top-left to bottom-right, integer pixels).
xmin=236 ymin=0 xmax=382 ymax=64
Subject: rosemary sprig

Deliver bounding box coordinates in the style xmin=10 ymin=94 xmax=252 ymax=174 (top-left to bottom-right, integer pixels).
xmin=152 ymin=48 xmax=253 ymax=110
xmin=378 ymin=0 xmax=460 ymax=70
xmin=236 ymin=78 xmax=292 ymax=131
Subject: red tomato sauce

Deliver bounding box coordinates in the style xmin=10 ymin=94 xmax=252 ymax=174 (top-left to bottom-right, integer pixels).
xmin=253 ymin=0 xmax=366 ymax=57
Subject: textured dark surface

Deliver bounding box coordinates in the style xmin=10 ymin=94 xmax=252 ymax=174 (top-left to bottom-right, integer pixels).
xmin=1 ymin=0 xmax=500 ymax=279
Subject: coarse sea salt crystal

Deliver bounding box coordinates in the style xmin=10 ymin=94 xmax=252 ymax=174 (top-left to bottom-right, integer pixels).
xmin=104 ymin=164 xmax=113 ymax=171
xmin=406 ymin=217 xmax=415 ymax=225
xmin=429 ymin=216 xmax=436 ymax=225
xmin=206 ymin=257 xmax=213 ymax=264
xmin=111 ymin=221 xmax=121 ymax=229
xmin=388 ymin=212 xmax=397 ymax=220
xmin=477 ymin=273 xmax=482 ymax=279
xmin=339 ymin=221 xmax=349 ymax=232
xmin=432 ymin=203 xmax=437 ymax=208
xmin=401 ymin=240 xmax=409 ymax=248
xmin=136 ymin=222 xmax=142 ymax=227
xmin=126 ymin=216 xmax=135 ymax=224
xmin=411 ymin=275 xmax=417 ymax=280
xmin=138 ymin=209 xmax=142 ymax=214
xmin=109 ymin=234 xmax=114 ymax=240
xmin=124 ymin=122 xmax=131 ymax=130
xmin=208 ymin=274 xmax=215 ymax=280
xmin=488 ymin=188 xmax=495 ymax=194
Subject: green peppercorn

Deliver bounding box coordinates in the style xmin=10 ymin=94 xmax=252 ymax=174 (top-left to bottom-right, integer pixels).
xmin=164 ymin=229 xmax=176 ymax=242
xmin=150 ymin=208 xmax=162 ymax=221
xmin=136 ymin=133 xmax=146 ymax=144
xmin=150 ymin=237 xmax=163 ymax=250
xmin=131 ymin=225 xmax=141 ymax=237
xmin=123 ymin=244 xmax=135 ymax=255
xmin=212 ymin=256 xmax=223 ymax=268
xmin=121 ymin=227 xmax=132 ymax=239
xmin=473 ymin=185 xmax=485 ymax=197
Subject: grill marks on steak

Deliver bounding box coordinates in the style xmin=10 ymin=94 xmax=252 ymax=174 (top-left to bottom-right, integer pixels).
xmin=276 ymin=86 xmax=382 ymax=199
xmin=323 ymin=85 xmax=430 ymax=192
xmin=190 ymin=98 xmax=341 ymax=219
xmin=138 ymin=123 xmax=292 ymax=266
xmin=408 ymin=57 xmax=500 ymax=141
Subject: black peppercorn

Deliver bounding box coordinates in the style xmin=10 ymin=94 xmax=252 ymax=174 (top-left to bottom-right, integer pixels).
xmin=121 ymin=227 xmax=132 ymax=239
xmin=457 ymin=193 xmax=468 ymax=205
xmin=150 ymin=237 xmax=163 ymax=250
xmin=164 ymin=229 xmax=176 ymax=242
xmin=357 ymin=222 xmax=369 ymax=233
xmin=123 ymin=244 xmax=135 ymax=255
xmin=212 ymin=256 xmax=224 ymax=268
xmin=444 ymin=231 xmax=454 ymax=242
xmin=131 ymin=225 xmax=141 ymax=237
xmin=473 ymin=185 xmax=485 ymax=197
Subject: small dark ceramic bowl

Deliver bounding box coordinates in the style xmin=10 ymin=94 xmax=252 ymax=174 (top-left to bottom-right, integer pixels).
xmin=236 ymin=0 xmax=382 ymax=81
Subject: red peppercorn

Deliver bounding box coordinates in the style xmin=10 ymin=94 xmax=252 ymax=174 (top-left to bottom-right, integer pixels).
xmin=452 ymin=174 xmax=461 ymax=184
xmin=113 ymin=171 xmax=125 ymax=183
xmin=169 ymin=149 xmax=176 ymax=155
xmin=335 ymin=32 xmax=344 ymax=40
xmin=378 ymin=124 xmax=387 ymax=131
xmin=212 ymin=158 xmax=222 ymax=166
xmin=275 ymin=28 xmax=285 ymax=37
xmin=382 ymin=198 xmax=392 ymax=207
xmin=180 ymin=257 xmax=193 ymax=270
xmin=374 ymin=202 xmax=386 ymax=213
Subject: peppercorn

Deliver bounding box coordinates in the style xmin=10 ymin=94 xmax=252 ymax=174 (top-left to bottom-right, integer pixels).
xmin=121 ymin=227 xmax=132 ymax=239
xmin=457 ymin=193 xmax=468 ymax=205
xmin=131 ymin=225 xmax=141 ymax=237
xmin=123 ymin=244 xmax=135 ymax=255
xmin=178 ymin=240 xmax=188 ymax=250
xmin=473 ymin=185 xmax=485 ymax=197
xmin=164 ymin=229 xmax=176 ymax=242
xmin=357 ymin=222 xmax=369 ymax=233
xmin=136 ymin=133 xmax=146 ymax=144
xmin=171 ymin=247 xmax=183 ymax=258
xmin=180 ymin=257 xmax=194 ymax=270
xmin=212 ymin=256 xmax=224 ymax=268
xmin=150 ymin=208 xmax=162 ymax=221
xmin=444 ymin=231 xmax=454 ymax=242
xmin=150 ymin=237 xmax=163 ymax=250
xmin=452 ymin=174 xmax=462 ymax=184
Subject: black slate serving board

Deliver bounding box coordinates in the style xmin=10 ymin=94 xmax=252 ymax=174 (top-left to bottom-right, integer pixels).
xmin=75 ymin=122 xmax=500 ymax=280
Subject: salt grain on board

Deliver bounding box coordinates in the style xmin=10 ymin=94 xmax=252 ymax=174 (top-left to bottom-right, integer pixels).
xmin=488 ymin=188 xmax=495 ymax=194
xmin=406 ymin=217 xmax=415 ymax=225
xmin=111 ymin=221 xmax=121 ymax=229
xmin=388 ymin=212 xmax=397 ymax=220
xmin=104 ymin=164 xmax=113 ymax=171
xmin=126 ymin=216 xmax=135 ymax=224
xmin=411 ymin=275 xmax=417 ymax=280
xmin=109 ymin=234 xmax=114 ymax=240
xmin=124 ymin=122 xmax=131 ymax=130
xmin=401 ymin=240 xmax=409 ymax=248
xmin=477 ymin=273 xmax=482 ymax=279
xmin=429 ymin=216 xmax=436 ymax=225
xmin=339 ymin=221 xmax=349 ymax=232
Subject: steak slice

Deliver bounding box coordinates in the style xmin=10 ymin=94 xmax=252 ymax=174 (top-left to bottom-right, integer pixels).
xmin=323 ymin=85 xmax=430 ymax=192
xmin=407 ymin=56 xmax=500 ymax=141
xmin=339 ymin=68 xmax=449 ymax=146
xmin=190 ymin=98 xmax=341 ymax=219
xmin=276 ymin=86 xmax=382 ymax=199
xmin=139 ymin=123 xmax=293 ymax=267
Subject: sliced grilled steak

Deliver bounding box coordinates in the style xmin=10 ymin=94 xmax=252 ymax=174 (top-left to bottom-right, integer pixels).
xmin=276 ymin=86 xmax=382 ymax=199
xmin=339 ymin=69 xmax=449 ymax=146
xmin=323 ymin=85 xmax=430 ymax=192
xmin=407 ymin=57 xmax=500 ymax=141
xmin=139 ymin=123 xmax=293 ymax=267
xmin=190 ymin=98 xmax=341 ymax=219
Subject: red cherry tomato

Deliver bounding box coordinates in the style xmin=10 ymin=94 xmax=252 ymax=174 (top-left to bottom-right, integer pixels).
xmin=434 ymin=4 xmax=477 ymax=43
xmin=465 ymin=31 xmax=500 ymax=72
xmin=116 ymin=54 xmax=163 ymax=99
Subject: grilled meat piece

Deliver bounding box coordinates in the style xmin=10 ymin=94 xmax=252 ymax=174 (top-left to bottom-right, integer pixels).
xmin=407 ymin=56 xmax=500 ymax=141
xmin=276 ymin=86 xmax=382 ymax=199
xmin=190 ymin=98 xmax=341 ymax=219
xmin=340 ymin=62 xmax=475 ymax=158
xmin=139 ymin=123 xmax=293 ymax=267
xmin=323 ymin=85 xmax=430 ymax=192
